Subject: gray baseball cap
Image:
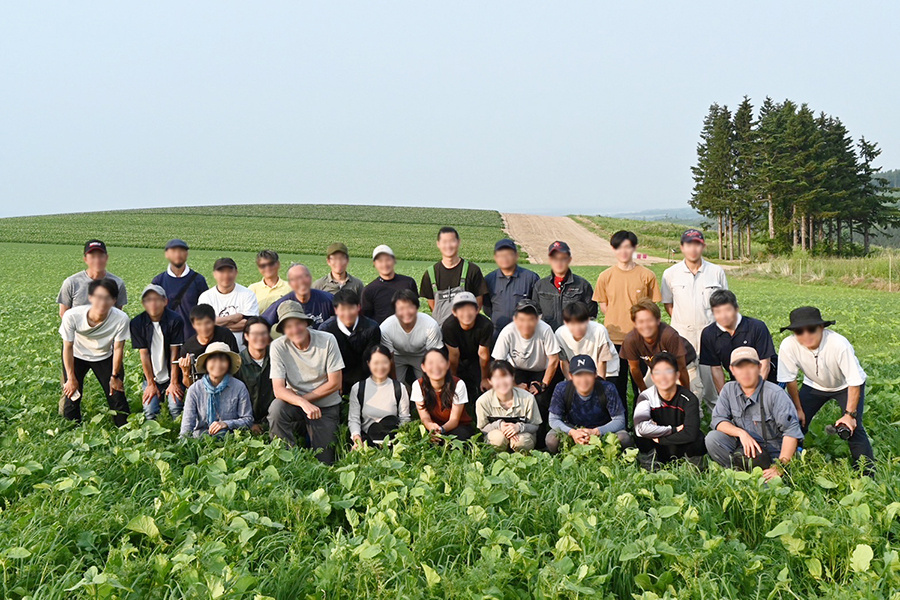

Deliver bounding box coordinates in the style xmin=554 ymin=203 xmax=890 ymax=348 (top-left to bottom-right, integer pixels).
xmin=451 ymin=291 xmax=479 ymax=309
xmin=141 ymin=284 xmax=167 ymax=300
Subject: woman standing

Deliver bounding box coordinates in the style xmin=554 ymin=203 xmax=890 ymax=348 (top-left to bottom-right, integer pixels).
xmin=349 ymin=344 xmax=411 ymax=448
xmin=412 ymin=348 xmax=477 ymax=441
xmin=180 ymin=342 xmax=253 ymax=438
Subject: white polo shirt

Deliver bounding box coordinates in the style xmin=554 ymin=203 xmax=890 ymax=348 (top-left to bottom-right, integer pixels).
xmin=777 ymin=329 xmax=866 ymax=392
xmin=661 ymin=259 xmax=728 ymax=345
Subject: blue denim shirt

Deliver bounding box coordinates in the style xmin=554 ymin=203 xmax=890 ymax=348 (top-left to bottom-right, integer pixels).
xmin=179 ymin=377 xmax=253 ymax=438
xmin=484 ymin=266 xmax=540 ymax=335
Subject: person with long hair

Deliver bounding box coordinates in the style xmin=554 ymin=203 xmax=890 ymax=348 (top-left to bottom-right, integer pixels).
xmin=349 ymin=344 xmax=410 ymax=448
xmin=412 ymin=348 xmax=477 ymax=442
xmin=475 ymin=360 xmax=542 ymax=452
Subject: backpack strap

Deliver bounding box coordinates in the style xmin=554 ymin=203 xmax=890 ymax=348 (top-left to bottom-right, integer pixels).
xmin=393 ymin=379 xmax=402 ymax=403
xmin=564 ymin=381 xmax=575 ymax=416
xmin=169 ymin=270 xmax=200 ymax=310
xmin=460 ymin=260 xmax=469 ymax=286
xmin=357 ymin=378 xmax=367 ymax=407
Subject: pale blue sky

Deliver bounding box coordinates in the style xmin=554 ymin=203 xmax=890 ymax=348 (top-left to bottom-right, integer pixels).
xmin=1 ymin=2 xmax=897 ymax=218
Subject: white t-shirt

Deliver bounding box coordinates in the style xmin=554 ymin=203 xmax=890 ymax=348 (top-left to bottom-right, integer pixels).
xmin=379 ymin=314 xmax=444 ymax=368
xmin=777 ymin=328 xmax=866 ymax=392
xmin=492 ymin=320 xmax=561 ymax=372
xmin=59 ymin=305 xmax=131 ymax=361
xmin=198 ymin=284 xmax=260 ymax=351
xmin=410 ymin=378 xmax=469 ymax=406
xmin=150 ymin=321 xmax=169 ymax=384
xmin=348 ymin=377 xmax=411 ymax=439
xmin=661 ymin=259 xmax=728 ymax=342
xmin=555 ymin=321 xmax=619 ymax=377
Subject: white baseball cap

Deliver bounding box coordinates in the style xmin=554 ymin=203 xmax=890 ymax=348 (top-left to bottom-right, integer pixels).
xmin=372 ymin=244 xmax=395 ymax=259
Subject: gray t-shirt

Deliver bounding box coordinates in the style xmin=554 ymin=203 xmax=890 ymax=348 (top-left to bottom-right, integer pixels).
xmin=57 ymin=270 xmax=128 ymax=309
xmin=492 ymin=320 xmax=561 ymax=372
xmin=269 ymin=329 xmax=346 ymax=408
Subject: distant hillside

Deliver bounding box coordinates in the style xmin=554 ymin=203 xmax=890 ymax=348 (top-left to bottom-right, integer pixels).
xmin=610 ymin=207 xmax=703 ymax=226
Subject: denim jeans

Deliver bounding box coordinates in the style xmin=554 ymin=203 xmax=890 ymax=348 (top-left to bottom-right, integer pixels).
xmin=142 ymin=380 xmax=184 ymax=419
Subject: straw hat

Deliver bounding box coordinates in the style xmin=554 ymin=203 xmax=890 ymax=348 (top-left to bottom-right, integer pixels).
xmin=195 ymin=341 xmax=242 ymax=375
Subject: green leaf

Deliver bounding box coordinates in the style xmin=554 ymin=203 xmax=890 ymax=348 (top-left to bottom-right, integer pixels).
xmin=814 ymin=476 xmax=838 ymax=489
xmin=3 ymin=547 xmax=31 ymax=559
xmin=422 ymin=564 xmax=441 ymax=587
xmin=555 ymin=535 xmax=582 ymax=554
xmin=850 ymin=544 xmax=873 ymax=573
xmin=656 ymin=505 xmax=680 ymax=518
xmin=804 ymin=515 xmax=832 ymax=527
xmin=765 ymin=520 xmax=794 ymax=538
xmin=806 ymin=557 xmax=822 ymax=579
xmin=126 ymin=515 xmax=160 ymax=539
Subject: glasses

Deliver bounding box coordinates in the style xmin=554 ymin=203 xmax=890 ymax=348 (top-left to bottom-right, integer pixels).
xmin=793 ymin=326 xmax=820 ymax=335
xmin=257 ymin=261 xmax=277 ymax=269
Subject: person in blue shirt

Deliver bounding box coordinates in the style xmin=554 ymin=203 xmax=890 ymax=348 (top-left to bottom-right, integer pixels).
xmin=151 ymin=239 xmax=208 ymax=340
xmin=261 ymin=263 xmax=335 ymax=329
xmin=545 ymin=355 xmax=632 ymax=453
xmin=180 ymin=342 xmax=253 ymax=438
xmin=483 ymin=239 xmax=540 ymax=339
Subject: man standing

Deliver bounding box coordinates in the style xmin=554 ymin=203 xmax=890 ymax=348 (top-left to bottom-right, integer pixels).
xmin=312 ymin=243 xmax=365 ymax=298
xmin=700 ymin=290 xmax=778 ymax=399
xmin=707 ymin=348 xmax=803 ymax=481
xmin=442 ymin=291 xmax=494 ymax=414
xmin=531 ymin=241 xmax=597 ymax=331
xmin=420 ymin=227 xmax=488 ymax=325
xmin=151 ymin=239 xmax=208 ymax=340
xmin=268 ymin=301 xmax=345 ymax=464
xmin=593 ymin=230 xmax=661 ymax=405
xmin=236 ymin=316 xmax=274 ymax=434
xmin=361 ymin=245 xmax=419 ymax=324
xmin=777 ymin=307 xmax=874 ymax=473
xmin=198 ymin=257 xmax=260 ymax=352
xmin=58 ymin=240 xmax=128 ymax=316
xmin=248 ymin=250 xmax=290 ymax=312
xmin=661 ymin=229 xmax=727 ymax=410
xmin=130 ymin=284 xmax=185 ymax=420
xmin=261 ymin=263 xmax=335 ymax=329
xmin=483 ymin=239 xmax=540 ymax=338
xmin=318 ymin=289 xmax=382 ymax=395
xmin=60 ymin=279 xmax=131 ymax=427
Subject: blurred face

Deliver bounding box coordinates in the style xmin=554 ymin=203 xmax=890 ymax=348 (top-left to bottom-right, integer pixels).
xmin=437 ymin=232 xmax=460 ymax=258
xmin=490 ymin=369 xmax=515 ymax=396
xmin=368 ymin=351 xmax=392 ymax=380
xmin=88 ymin=286 xmax=115 ymax=314
xmin=245 ymin=322 xmax=271 ymax=352
xmin=651 ymin=361 xmax=678 ymax=390
xmin=288 ymin=265 xmax=312 ymax=296
xmin=336 ymin=302 xmax=360 ymax=327
xmin=327 ymin=252 xmax=349 ymax=275
xmin=193 ymin=317 xmax=215 ymax=339
xmin=793 ymin=325 xmax=824 ymax=350
xmin=214 ymin=267 xmax=237 ymax=289
xmin=633 ymin=309 xmax=660 ymax=339
xmin=257 ymin=257 xmax=280 ymax=279
xmin=374 ymin=254 xmax=396 ymax=277
xmin=452 ymin=303 xmax=478 ymax=327
xmin=548 ymin=252 xmax=571 ymax=276
xmin=394 ymin=299 xmax=418 ymax=325
xmin=422 ymin=351 xmax=449 ymax=381
xmin=282 ymin=318 xmax=310 ymax=344
xmin=731 ymin=360 xmax=761 ymax=388
xmin=514 ymin=312 xmax=538 ymax=338
xmin=165 ymin=248 xmax=188 ymax=268
xmin=681 ymin=241 xmax=704 ymax=262
xmin=565 ymin=319 xmax=588 ymax=340
xmin=572 ymin=371 xmax=596 ymax=396
xmin=494 ymin=248 xmax=518 ymax=271
xmin=613 ymin=240 xmax=634 ymax=263
xmin=712 ymin=303 xmax=739 ymax=328
xmin=205 ymin=355 xmax=230 ymax=379
xmin=141 ymin=292 xmax=167 ymax=317
xmin=83 ymin=250 xmax=109 ymax=273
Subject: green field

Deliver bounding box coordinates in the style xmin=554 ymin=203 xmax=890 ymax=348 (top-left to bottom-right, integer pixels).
xmin=572 ymin=215 xmax=695 ymax=260
xmin=1 ymin=227 xmax=900 ymax=598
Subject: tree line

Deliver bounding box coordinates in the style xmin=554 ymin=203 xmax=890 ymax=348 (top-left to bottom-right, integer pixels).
xmin=690 ymin=97 xmax=899 ymax=257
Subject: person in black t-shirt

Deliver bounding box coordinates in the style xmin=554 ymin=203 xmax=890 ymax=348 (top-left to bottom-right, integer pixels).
xmin=319 ymin=289 xmax=382 ymax=394
xmin=420 ymin=227 xmax=489 ymax=325
xmin=178 ymin=304 xmax=240 ymax=387
xmin=361 ymin=245 xmax=419 ymax=324
xmin=441 ymin=292 xmax=493 ymax=416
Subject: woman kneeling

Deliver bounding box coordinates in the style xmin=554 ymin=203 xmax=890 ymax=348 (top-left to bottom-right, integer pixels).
xmin=349 ymin=344 xmax=410 ymax=448
xmin=180 ymin=342 xmax=253 ymax=438
xmin=475 ymin=360 xmax=542 ymax=452
xmin=412 ymin=348 xmax=477 ymax=442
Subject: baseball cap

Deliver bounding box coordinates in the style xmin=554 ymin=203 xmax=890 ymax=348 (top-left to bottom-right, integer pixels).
xmin=569 ymin=354 xmax=597 ymax=375
xmin=165 ymin=238 xmax=189 ymax=250
xmin=514 ymin=298 xmax=540 ymax=316
xmin=327 ymin=242 xmax=349 ymax=257
xmin=681 ymin=229 xmax=706 ymax=245
xmin=494 ymin=238 xmax=517 ymax=252
xmin=451 ymin=291 xmax=479 ymax=309
xmin=548 ymin=240 xmax=571 ymax=256
xmin=141 ymin=284 xmax=167 ymax=300
xmin=83 ymin=240 xmax=107 ymax=255
xmin=372 ymin=244 xmax=395 ymax=260
xmin=730 ymin=346 xmax=760 ymax=366
xmin=213 ymin=257 xmax=238 ymax=271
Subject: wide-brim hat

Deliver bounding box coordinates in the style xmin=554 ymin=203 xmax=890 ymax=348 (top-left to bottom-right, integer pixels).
xmin=195 ymin=341 xmax=242 ymax=375
xmin=274 ymin=300 xmax=315 ymax=334
xmin=780 ymin=306 xmax=836 ymax=333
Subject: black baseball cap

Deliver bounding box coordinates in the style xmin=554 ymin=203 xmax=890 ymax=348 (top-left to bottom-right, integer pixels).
xmin=83 ymin=240 xmax=107 ymax=255
xmin=213 ymin=257 xmax=238 ymax=271
xmin=681 ymin=229 xmax=705 ymax=245
xmin=494 ymin=238 xmax=517 ymax=252
xmin=548 ymin=240 xmax=571 ymax=256
xmin=569 ymin=354 xmax=597 ymax=375
xmin=165 ymin=239 xmax=189 ymax=250
xmin=515 ymin=298 xmax=540 ymax=316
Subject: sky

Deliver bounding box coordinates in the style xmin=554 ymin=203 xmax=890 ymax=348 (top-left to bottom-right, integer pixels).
xmin=1 ymin=2 xmax=898 ymax=218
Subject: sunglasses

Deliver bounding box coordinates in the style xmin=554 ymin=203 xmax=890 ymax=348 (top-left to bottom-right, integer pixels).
xmin=792 ymin=326 xmax=821 ymax=335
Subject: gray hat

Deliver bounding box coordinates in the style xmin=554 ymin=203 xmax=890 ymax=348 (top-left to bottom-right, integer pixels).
xmin=274 ymin=300 xmax=315 ymax=334
xmin=141 ymin=284 xmax=167 ymax=300
xmin=451 ymin=291 xmax=479 ymax=309
xmin=195 ymin=341 xmax=242 ymax=375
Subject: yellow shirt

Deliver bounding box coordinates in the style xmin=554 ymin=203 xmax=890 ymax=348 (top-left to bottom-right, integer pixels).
xmin=248 ymin=278 xmax=291 ymax=312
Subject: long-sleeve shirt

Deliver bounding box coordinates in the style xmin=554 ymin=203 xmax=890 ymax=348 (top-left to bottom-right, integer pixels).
xmin=547 ymin=379 xmax=625 ymax=434
xmin=711 ymin=378 xmax=804 ymax=456
xmin=179 ymin=377 xmax=253 ymax=438
xmin=348 ymin=377 xmax=411 ymax=438
xmin=474 ymin=387 xmax=542 ymax=435
xmin=633 ymin=385 xmax=702 ymax=445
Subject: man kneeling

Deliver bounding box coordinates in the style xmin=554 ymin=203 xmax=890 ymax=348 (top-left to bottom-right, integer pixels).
xmin=545 ymin=355 xmax=632 ymax=453
xmin=706 ymin=347 xmax=803 ymax=481
xmin=475 ymin=360 xmax=542 ymax=452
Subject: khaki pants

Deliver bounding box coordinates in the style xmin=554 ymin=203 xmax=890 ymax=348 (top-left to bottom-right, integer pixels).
xmin=486 ymin=428 xmax=536 ymax=452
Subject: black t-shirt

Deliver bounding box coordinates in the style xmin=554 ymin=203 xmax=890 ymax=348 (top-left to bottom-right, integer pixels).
xmin=420 ymin=260 xmax=489 ymax=300
xmin=180 ymin=325 xmax=240 ymax=359
xmin=699 ymin=315 xmax=778 ymax=382
xmin=441 ymin=314 xmax=494 ymax=364
xmin=361 ymin=274 xmax=419 ymax=324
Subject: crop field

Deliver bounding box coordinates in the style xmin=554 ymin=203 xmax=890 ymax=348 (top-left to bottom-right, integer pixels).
xmin=0 ymin=237 xmax=899 ymax=599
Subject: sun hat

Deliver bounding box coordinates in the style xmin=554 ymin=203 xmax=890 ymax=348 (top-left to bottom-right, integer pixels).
xmin=780 ymin=306 xmax=835 ymax=333
xmin=372 ymin=244 xmax=395 ymax=260
xmin=195 ymin=341 xmax=242 ymax=375
xmin=274 ymin=300 xmax=315 ymax=334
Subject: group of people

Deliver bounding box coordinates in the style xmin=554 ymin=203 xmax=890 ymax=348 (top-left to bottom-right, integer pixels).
xmin=57 ymin=227 xmax=875 ymax=476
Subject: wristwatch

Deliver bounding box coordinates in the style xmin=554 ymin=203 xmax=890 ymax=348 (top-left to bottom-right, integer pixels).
xmin=112 ymin=373 xmax=123 ymax=380
xmin=843 ymin=410 xmax=858 ymax=419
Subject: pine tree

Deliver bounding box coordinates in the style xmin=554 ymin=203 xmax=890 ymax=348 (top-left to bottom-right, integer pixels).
xmin=691 ymin=104 xmax=734 ymax=258
xmin=855 ymin=138 xmax=900 ymax=253
xmin=731 ymin=96 xmax=760 ymax=258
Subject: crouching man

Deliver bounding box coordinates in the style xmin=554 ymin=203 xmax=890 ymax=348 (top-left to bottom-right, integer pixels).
xmin=545 ymin=355 xmax=632 ymax=453
xmin=706 ymin=347 xmax=803 ymax=481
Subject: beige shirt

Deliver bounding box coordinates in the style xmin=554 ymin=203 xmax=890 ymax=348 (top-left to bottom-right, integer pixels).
xmin=593 ymin=265 xmax=661 ymax=344
xmin=661 ymin=259 xmax=728 ymax=340
xmin=269 ymin=329 xmax=346 ymax=408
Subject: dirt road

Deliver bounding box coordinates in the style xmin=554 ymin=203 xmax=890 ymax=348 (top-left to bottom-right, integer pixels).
xmin=502 ymin=213 xmax=667 ymax=266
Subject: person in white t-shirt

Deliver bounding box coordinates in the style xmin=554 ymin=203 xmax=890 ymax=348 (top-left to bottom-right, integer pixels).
xmin=59 ymin=278 xmax=131 ymax=427
xmin=349 ymin=344 xmax=411 ymax=448
xmin=379 ymin=289 xmax=443 ymax=385
xmin=198 ymin=257 xmax=260 ymax=352
xmin=777 ymin=306 xmax=874 ymax=473
xmin=555 ymin=301 xmax=618 ymax=380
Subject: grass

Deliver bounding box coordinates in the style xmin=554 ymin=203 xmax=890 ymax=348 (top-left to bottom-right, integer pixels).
xmin=571 ymin=215 xmax=697 ymax=260
xmin=732 ymin=249 xmax=900 ymax=291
